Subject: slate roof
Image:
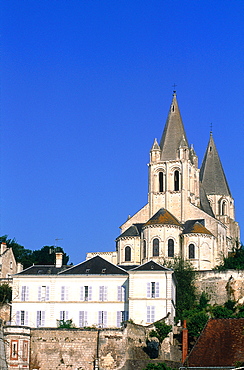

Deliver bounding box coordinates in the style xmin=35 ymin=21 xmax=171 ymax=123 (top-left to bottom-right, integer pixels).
xmin=183 ymin=220 xmax=213 ymax=236
xmin=15 ymin=265 xmax=70 ymax=275
xmin=144 ymin=208 xmax=182 ymax=228
xmin=159 ymin=93 xmax=190 ymax=161
xmin=130 ymin=260 xmax=172 ymax=272
xmin=199 ymin=182 xmax=215 ymax=217
xmin=186 ymin=318 xmax=244 ymax=366
xmin=200 ymin=133 xmax=231 ymax=196
xmin=116 ymin=223 xmax=144 ymax=239
xmin=59 ymin=255 xmax=128 ymax=275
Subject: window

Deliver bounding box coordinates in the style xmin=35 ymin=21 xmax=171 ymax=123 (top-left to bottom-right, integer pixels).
xmin=153 ymin=238 xmax=159 ymax=256
xmin=80 ymin=286 xmax=92 ymax=301
xmin=21 ymin=286 xmax=29 ymax=301
xmin=22 ymin=340 xmax=29 ymax=361
xmin=159 ymin=172 xmax=164 ymax=192
xmin=125 ymin=246 xmax=131 ymax=261
xmin=99 ymin=286 xmax=108 ymax=301
xmin=222 ymin=201 xmax=227 ymax=215
xmin=168 ymin=239 xmax=174 ymax=257
xmin=61 ymin=286 xmax=69 ymax=301
xmin=98 ymin=311 xmax=107 ymax=328
xmin=38 ymin=286 xmax=50 ymax=301
xmin=146 ymin=306 xmax=155 ymax=323
xmin=143 ymin=240 xmax=146 ymax=259
xmin=36 ymin=311 xmax=45 ymax=327
xmin=79 ymin=311 xmax=88 ymax=327
xmin=10 ymin=261 xmax=13 ymax=269
xmin=117 ymin=311 xmax=129 ymax=327
xmin=60 ymin=311 xmax=69 ymax=321
xmin=189 ymin=244 xmax=195 ymax=259
xmin=117 ymin=286 xmax=126 ymax=301
xmin=174 ymin=170 xmax=180 ymax=191
xmin=147 ymin=282 xmax=159 ymax=298
xmin=10 ymin=340 xmax=18 ymax=360
xmin=16 ymin=311 xmax=28 ymax=326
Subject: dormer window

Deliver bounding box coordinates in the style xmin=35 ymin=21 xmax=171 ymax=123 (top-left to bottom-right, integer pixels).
xmin=102 ymin=268 xmax=106 ymax=274
xmin=86 ymin=269 xmax=90 ymax=274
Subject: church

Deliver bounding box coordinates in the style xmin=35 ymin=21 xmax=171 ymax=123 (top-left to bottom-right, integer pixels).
xmin=88 ymin=92 xmax=240 ymax=270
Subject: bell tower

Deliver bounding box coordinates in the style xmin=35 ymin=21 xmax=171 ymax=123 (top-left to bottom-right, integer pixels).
xmin=148 ymin=92 xmax=200 ymax=221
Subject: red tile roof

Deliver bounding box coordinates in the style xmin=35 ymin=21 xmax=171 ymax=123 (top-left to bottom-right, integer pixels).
xmin=185 ymin=318 xmax=244 ymax=367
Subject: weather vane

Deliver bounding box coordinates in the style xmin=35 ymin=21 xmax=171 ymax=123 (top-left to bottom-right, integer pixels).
xmin=172 ymin=83 xmax=177 ymax=93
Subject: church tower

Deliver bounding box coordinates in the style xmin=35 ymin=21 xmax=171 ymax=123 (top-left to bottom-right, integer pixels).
xmin=200 ymin=133 xmax=240 ymax=249
xmin=148 ymin=92 xmax=200 ymax=221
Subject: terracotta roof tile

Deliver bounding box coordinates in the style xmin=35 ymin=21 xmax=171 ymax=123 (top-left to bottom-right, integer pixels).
xmin=144 ymin=208 xmax=182 ymax=228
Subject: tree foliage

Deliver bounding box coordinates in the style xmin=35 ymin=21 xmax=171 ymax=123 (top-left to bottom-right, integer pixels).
xmin=165 ymin=257 xmax=196 ymax=321
xmin=149 ymin=321 xmax=172 ymax=343
xmin=0 ymin=235 xmax=69 ymax=269
xmin=0 ymin=284 xmax=12 ymax=303
xmin=216 ymin=245 xmax=244 ymax=270
xmin=143 ymin=363 xmax=176 ymax=370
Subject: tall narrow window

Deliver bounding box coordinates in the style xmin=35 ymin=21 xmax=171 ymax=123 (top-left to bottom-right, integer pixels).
xmin=168 ymin=239 xmax=174 ymax=257
xmin=146 ymin=306 xmax=155 ymax=323
xmin=153 ymin=238 xmax=159 ymax=256
xmin=159 ymin=172 xmax=164 ymax=192
xmin=79 ymin=311 xmax=88 ymax=327
xmin=147 ymin=282 xmax=159 ymax=298
xmin=143 ymin=240 xmax=147 ymax=259
xmin=99 ymin=286 xmax=108 ymax=301
xmin=189 ymin=244 xmax=195 ymax=259
xmin=125 ymin=246 xmax=131 ymax=261
xmin=174 ymin=170 xmax=180 ymax=191
xmin=21 ymin=286 xmax=29 ymax=301
xmin=36 ymin=311 xmax=45 ymax=327
xmin=222 ymin=201 xmax=226 ymax=215
xmin=98 ymin=311 xmax=107 ymax=328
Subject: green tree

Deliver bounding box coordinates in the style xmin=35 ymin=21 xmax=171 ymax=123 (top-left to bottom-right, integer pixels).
xmin=216 ymin=245 xmax=244 ymax=270
xmin=143 ymin=363 xmax=175 ymax=370
xmin=211 ymin=305 xmax=234 ymax=318
xmin=149 ymin=321 xmax=172 ymax=343
xmin=186 ymin=311 xmax=208 ymax=338
xmin=165 ymin=257 xmax=196 ymax=321
xmin=0 ymin=284 xmax=12 ymax=303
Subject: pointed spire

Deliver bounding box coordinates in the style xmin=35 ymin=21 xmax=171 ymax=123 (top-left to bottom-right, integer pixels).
xmin=151 ymin=138 xmax=160 ymax=151
xmin=200 ymin=133 xmax=231 ymax=196
xmin=160 ymin=93 xmax=190 ymax=160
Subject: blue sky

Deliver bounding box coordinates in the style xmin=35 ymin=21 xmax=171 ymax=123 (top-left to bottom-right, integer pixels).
xmin=1 ymin=1 xmax=243 ymax=264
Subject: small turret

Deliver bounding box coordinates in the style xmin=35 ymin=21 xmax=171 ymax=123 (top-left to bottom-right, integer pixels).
xmin=150 ymin=138 xmax=161 ymax=162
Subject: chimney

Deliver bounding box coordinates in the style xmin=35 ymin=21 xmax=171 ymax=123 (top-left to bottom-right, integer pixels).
xmin=17 ymin=263 xmax=23 ymax=273
xmin=182 ymin=320 xmax=188 ymax=364
xmin=55 ymin=252 xmax=63 ymax=268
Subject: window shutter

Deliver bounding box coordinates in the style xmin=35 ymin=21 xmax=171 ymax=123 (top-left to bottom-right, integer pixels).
xmin=79 ymin=311 xmax=85 ymax=327
xmin=98 ymin=311 xmax=103 ymax=325
xmin=36 ymin=311 xmax=41 ymax=327
xmin=104 ymin=286 xmax=108 ymax=301
xmin=41 ymin=311 xmax=45 ymax=327
xmin=16 ymin=311 xmax=20 ymax=325
xmin=151 ymin=306 xmax=155 ymax=322
xmin=125 ymin=311 xmax=129 ymax=321
xmin=65 ymin=311 xmax=69 ymax=320
xmin=46 ymin=286 xmax=50 ymax=301
xmin=80 ymin=286 xmax=84 ymax=300
xmin=146 ymin=306 xmax=150 ymax=323
xmin=155 ymin=282 xmax=159 ymax=298
xmin=117 ymin=311 xmax=122 ymax=327
xmin=147 ymin=283 xmax=151 ymax=298
xmin=60 ymin=311 xmax=64 ymax=320
xmin=99 ymin=286 xmax=103 ymax=301
xmin=61 ymin=286 xmax=65 ymax=301
xmin=26 ymin=287 xmax=29 ymax=301
xmin=117 ymin=286 xmax=122 ymax=301
xmin=21 ymin=287 xmax=25 ymax=301
xmin=65 ymin=287 xmax=69 ymax=301
xmin=88 ymin=286 xmax=92 ymax=301
xmin=25 ymin=311 xmax=29 ymax=325
xmin=38 ymin=287 xmax=42 ymax=301
xmin=103 ymin=311 xmax=107 ymax=327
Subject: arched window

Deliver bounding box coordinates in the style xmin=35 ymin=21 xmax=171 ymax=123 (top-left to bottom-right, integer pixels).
xmin=168 ymin=239 xmax=174 ymax=257
xmin=153 ymin=238 xmax=159 ymax=257
xmin=125 ymin=246 xmax=131 ymax=262
xmin=143 ymin=240 xmax=146 ymax=259
xmin=222 ymin=201 xmax=226 ymax=215
xmin=174 ymin=170 xmax=180 ymax=191
xmin=189 ymin=244 xmax=195 ymax=259
xmin=159 ymin=172 xmax=164 ymax=192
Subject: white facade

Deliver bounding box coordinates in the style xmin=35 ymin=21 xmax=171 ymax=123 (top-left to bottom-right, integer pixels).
xmin=11 ymin=256 xmax=175 ymax=328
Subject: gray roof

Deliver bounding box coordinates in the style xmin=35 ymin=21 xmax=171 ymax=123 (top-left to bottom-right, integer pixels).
xmin=199 ymin=183 xmax=215 ymax=217
xmin=200 ymin=133 xmax=231 ymax=196
xmin=160 ymin=93 xmax=190 ymax=161
xmin=60 ymin=255 xmax=128 ymax=275
xmin=15 ymin=265 xmax=70 ymax=275
xmin=130 ymin=260 xmax=171 ymax=272
xmin=116 ymin=223 xmax=144 ymax=239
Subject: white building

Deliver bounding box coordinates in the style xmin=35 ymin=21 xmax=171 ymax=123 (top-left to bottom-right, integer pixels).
xmin=11 ymin=255 xmax=176 ymax=328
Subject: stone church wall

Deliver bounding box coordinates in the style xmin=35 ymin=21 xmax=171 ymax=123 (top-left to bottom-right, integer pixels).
xmin=195 ymin=270 xmax=244 ymax=305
